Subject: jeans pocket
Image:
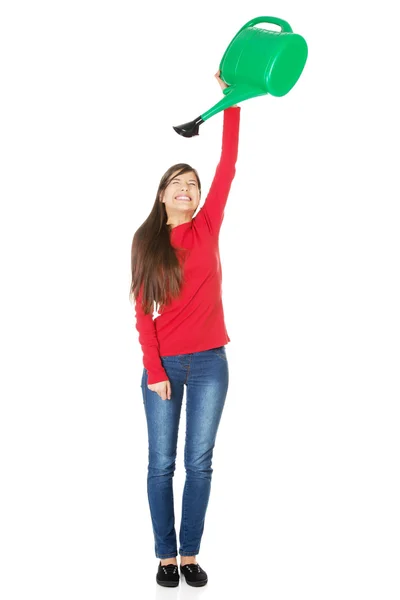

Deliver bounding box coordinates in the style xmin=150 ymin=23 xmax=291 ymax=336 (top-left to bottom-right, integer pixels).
xmin=211 ymin=346 xmax=227 ymax=361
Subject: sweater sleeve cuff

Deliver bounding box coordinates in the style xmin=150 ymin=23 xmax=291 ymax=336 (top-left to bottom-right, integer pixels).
xmin=147 ymin=366 xmax=169 ymax=385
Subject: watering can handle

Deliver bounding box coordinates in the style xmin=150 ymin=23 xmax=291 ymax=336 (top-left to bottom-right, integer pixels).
xmin=218 ymin=16 xmax=293 ymax=77
xmin=237 ymin=16 xmax=293 ymax=34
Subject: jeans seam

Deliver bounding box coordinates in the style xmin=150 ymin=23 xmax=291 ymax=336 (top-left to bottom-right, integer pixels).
xmin=184 ymin=355 xmax=192 ymax=385
xmin=182 ymin=431 xmax=187 ymax=550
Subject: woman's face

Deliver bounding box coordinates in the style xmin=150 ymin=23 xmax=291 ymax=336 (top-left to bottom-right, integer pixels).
xmin=161 ymin=170 xmax=201 ymax=218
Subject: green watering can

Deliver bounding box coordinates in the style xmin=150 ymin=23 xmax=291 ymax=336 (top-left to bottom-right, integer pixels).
xmin=173 ymin=16 xmax=308 ymax=137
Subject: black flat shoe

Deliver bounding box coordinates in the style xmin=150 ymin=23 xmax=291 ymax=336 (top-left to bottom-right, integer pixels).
xmin=180 ymin=563 xmax=208 ymax=587
xmin=156 ymin=562 xmax=179 ymax=587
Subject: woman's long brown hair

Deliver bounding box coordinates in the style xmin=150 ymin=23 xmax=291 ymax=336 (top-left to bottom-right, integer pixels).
xmin=129 ymin=163 xmax=201 ymax=315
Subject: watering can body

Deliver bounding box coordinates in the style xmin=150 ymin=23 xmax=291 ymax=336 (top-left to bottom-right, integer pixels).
xmin=173 ymin=16 xmax=308 ymax=137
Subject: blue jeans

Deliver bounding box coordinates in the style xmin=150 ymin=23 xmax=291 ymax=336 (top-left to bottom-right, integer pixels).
xmin=140 ymin=346 xmax=229 ymax=559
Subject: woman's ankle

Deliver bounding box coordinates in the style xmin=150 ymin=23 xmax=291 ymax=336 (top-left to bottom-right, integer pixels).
xmin=180 ymin=555 xmax=197 ymax=565
xmin=160 ymin=557 xmax=177 ymax=566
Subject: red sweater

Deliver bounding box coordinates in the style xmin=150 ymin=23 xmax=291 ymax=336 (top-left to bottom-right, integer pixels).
xmin=135 ymin=106 xmax=241 ymax=384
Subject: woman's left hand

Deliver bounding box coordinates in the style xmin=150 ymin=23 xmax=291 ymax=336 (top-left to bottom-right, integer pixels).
xmin=215 ymin=69 xmax=238 ymax=107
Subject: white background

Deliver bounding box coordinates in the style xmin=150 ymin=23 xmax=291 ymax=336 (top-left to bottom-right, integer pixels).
xmin=1 ymin=0 xmax=399 ymax=598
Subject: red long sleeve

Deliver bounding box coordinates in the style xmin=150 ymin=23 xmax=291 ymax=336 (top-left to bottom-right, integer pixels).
xmin=134 ymin=283 xmax=169 ymax=384
xmin=135 ymin=106 xmax=240 ymax=385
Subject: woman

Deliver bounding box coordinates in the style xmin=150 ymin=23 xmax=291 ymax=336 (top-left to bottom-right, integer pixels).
xmin=130 ymin=69 xmax=241 ymax=587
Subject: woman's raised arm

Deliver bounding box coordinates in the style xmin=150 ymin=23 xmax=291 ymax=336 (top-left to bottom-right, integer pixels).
xmin=195 ymin=105 xmax=241 ymax=237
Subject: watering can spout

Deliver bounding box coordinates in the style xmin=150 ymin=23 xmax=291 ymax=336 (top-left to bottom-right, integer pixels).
xmin=173 ymin=84 xmax=264 ymax=137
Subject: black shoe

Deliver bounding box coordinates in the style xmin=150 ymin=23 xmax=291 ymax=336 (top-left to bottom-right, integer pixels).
xmin=180 ymin=563 xmax=208 ymax=587
xmin=156 ymin=561 xmax=180 ymax=587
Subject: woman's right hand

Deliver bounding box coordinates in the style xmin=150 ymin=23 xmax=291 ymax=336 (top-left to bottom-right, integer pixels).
xmin=148 ymin=380 xmax=171 ymax=400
